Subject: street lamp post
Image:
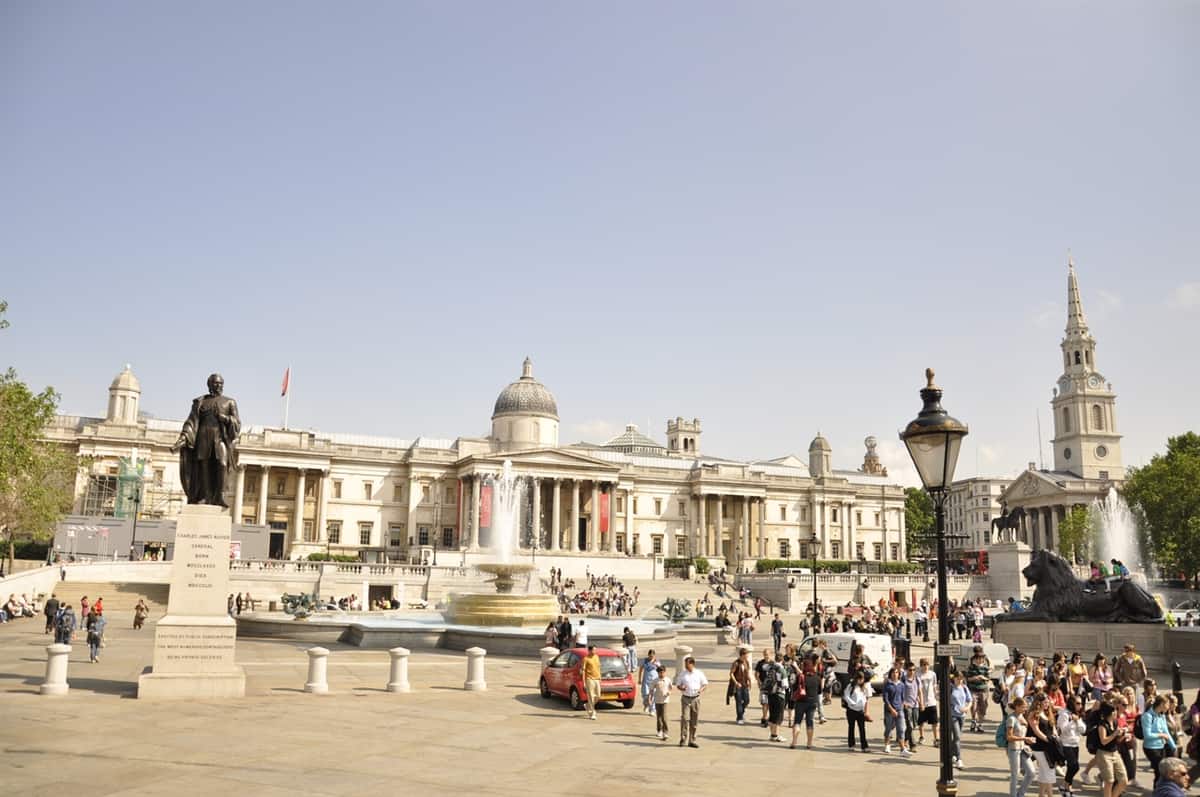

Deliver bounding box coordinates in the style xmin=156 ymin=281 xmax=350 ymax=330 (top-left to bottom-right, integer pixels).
xmin=128 ymin=481 xmax=143 ymax=560
xmin=900 ymin=368 xmax=968 ymax=797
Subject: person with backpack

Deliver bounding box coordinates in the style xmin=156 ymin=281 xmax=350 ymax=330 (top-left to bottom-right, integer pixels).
xmin=1142 ymin=694 xmax=1178 ymax=788
xmin=790 ymin=653 xmax=822 ymax=750
xmin=1095 ymin=701 xmax=1131 ymax=797
xmin=85 ymin=608 xmax=105 ymax=663
xmin=1004 ymin=696 xmax=1037 ymax=797
xmin=764 ymin=650 xmax=791 ymax=742
xmin=1058 ymin=694 xmax=1087 ymax=795
xmin=54 ymin=604 xmax=76 ymax=645
xmin=843 ymin=671 xmax=873 ymax=753
xmin=967 ymin=645 xmax=993 ymax=733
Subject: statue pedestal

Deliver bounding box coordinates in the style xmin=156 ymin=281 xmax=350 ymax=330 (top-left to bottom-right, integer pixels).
xmin=989 ymin=541 xmax=1034 ymax=601
xmin=994 ymin=621 xmax=1167 ymax=670
xmin=138 ymin=505 xmax=245 ymax=699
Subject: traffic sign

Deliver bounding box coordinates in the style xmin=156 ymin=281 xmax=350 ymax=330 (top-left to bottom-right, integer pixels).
xmin=934 ymin=643 xmax=961 ymax=658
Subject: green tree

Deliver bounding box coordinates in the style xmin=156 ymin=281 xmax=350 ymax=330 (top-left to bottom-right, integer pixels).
xmin=1123 ymin=432 xmax=1200 ymax=582
xmin=904 ymin=486 xmax=936 ymax=559
xmin=0 ymin=302 xmax=76 ymax=571
xmin=1056 ymin=505 xmax=1094 ymax=563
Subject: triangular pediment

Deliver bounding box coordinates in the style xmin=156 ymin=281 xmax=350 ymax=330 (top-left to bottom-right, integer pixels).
xmin=464 ymin=447 xmax=621 ymax=472
xmin=1002 ymin=469 xmax=1068 ymax=503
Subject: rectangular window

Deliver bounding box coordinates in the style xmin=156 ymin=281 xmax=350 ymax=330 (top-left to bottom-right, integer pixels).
xmin=327 ymin=521 xmax=342 ymax=544
xmin=632 ymin=497 xmax=638 ymax=515
xmin=358 ymin=522 xmax=373 ymax=546
xmin=873 ymin=542 xmax=882 ymax=560
xmin=779 ymin=539 xmax=790 ymax=559
xmin=983 ymin=512 xmax=989 ymax=521
xmin=442 ymin=527 xmax=453 ymax=547
xmin=303 ymin=520 xmax=315 ymax=542
xmin=422 ymin=484 xmax=430 ymax=501
xmin=654 ymin=498 xmax=662 ymax=515
xmin=874 ymin=512 xmax=880 ymax=525
xmin=153 ymin=468 xmax=164 ymax=486
xmin=890 ymin=543 xmax=900 ymax=561
xmin=674 ymin=536 xmax=687 ymax=556
xmin=855 ymin=541 xmax=865 ymax=559
xmin=831 ymin=541 xmax=842 ymax=559
xmin=393 ymin=485 xmax=403 ymax=503
xmin=332 ymin=480 xmax=342 ymax=499
xmin=800 ymin=507 xmax=808 ymax=522
xmin=799 ymin=543 xmax=809 ymax=560
xmin=445 ymin=486 xmax=454 ymax=503
xmin=831 ymin=508 xmax=839 ymax=523
xmin=305 ymin=480 xmax=315 ymax=498
xmin=363 ymin=481 xmax=373 ymax=501
xmin=276 ymin=477 xmax=286 ymax=496
xmin=652 ymin=536 xmax=664 ymax=555
xmin=678 ymin=500 xmax=686 ymax=517
xmin=1099 ymin=470 xmax=1109 ymax=480
xmin=855 ymin=510 xmax=862 ymax=525
xmin=780 ymin=505 xmax=787 ymax=521
xmin=616 ymin=533 xmax=625 ymax=553
xmin=616 ymin=497 xmax=624 ymax=513
xmin=418 ymin=526 xmax=429 ymax=545
xmin=388 ymin=524 xmax=404 ymax=547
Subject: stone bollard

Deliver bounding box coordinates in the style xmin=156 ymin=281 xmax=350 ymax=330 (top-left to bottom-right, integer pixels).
xmin=387 ymin=647 xmax=412 ymax=693
xmin=304 ymin=646 xmax=330 ymax=694
xmin=674 ymin=644 xmax=694 ymax=676
xmin=539 ymin=646 xmax=560 ymax=668
xmin=39 ymin=644 xmax=71 ymax=696
xmin=464 ymin=646 xmax=487 ymax=691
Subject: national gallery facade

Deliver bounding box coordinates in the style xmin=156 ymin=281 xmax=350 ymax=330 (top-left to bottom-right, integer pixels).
xmin=46 ymin=358 xmax=907 ymax=569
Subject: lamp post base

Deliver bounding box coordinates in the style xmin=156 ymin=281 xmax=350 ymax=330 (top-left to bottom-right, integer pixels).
xmin=936 ymin=778 xmax=958 ymax=796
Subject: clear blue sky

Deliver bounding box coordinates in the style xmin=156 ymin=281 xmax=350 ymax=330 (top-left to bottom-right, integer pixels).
xmin=2 ymin=2 xmax=1197 ymax=485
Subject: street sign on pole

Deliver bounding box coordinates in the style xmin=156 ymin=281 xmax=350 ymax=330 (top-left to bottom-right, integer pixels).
xmin=934 ymin=643 xmax=961 ymax=658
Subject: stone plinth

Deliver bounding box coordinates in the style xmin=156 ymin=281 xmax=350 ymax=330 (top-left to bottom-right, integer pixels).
xmin=138 ymin=504 xmax=246 ymax=699
xmin=993 ymin=620 xmax=1167 ymax=670
xmin=988 ymin=542 xmax=1034 ymax=601
xmin=40 ymin=643 xmax=71 ymax=696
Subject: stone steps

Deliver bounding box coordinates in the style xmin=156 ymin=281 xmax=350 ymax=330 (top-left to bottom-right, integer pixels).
xmin=45 ymin=582 xmax=170 ymax=613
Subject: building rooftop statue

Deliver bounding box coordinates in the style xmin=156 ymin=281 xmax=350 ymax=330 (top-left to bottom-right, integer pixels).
xmin=491 ymin=357 xmax=559 ymax=419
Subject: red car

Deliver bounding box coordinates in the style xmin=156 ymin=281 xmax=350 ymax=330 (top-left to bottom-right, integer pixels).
xmin=539 ymin=646 xmax=636 ymax=710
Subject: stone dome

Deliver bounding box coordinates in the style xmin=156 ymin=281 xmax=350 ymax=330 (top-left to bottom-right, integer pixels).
xmin=809 ymin=433 xmax=831 ymax=452
xmin=110 ymin=363 xmax=141 ymax=393
xmin=492 ymin=357 xmax=558 ymax=419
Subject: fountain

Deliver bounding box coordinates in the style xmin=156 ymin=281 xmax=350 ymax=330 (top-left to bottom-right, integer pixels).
xmin=1091 ymin=490 xmax=1146 ymax=575
xmin=443 ymin=460 xmax=558 ymax=627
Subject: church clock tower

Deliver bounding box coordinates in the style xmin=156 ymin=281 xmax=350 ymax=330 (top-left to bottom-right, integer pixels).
xmin=1049 ymin=257 xmax=1123 ymax=480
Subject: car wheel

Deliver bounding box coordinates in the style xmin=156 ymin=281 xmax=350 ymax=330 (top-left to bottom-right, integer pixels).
xmin=570 ymin=687 xmax=583 ymax=710
xmin=622 ymin=699 xmax=635 ymax=709
xmin=830 ymin=679 xmax=844 ymax=697
xmin=540 ymin=678 xmax=551 ymax=699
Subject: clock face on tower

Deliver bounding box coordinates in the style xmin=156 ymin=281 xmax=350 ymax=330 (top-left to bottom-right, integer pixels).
xmin=1088 ymin=375 xmax=1101 ymax=389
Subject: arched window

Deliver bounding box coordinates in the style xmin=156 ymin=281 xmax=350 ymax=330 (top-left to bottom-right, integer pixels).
xmin=1062 ymin=407 xmax=1070 ymax=432
xmin=1092 ymin=405 xmax=1104 ymax=431
xmin=1085 ymin=350 xmax=1092 ymax=366
xmin=1074 ymin=351 xmax=1081 ymax=365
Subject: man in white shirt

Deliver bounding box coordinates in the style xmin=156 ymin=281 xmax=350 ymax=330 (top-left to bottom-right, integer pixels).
xmin=674 ymin=656 xmax=709 ymax=748
xmin=573 ymin=619 xmax=589 ymax=647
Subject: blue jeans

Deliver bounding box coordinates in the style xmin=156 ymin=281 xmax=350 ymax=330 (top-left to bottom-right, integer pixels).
xmin=734 ymin=686 xmax=750 ymax=722
xmin=89 ymin=638 xmax=100 ymax=660
xmin=1008 ymin=748 xmax=1035 ymax=797
xmin=625 ymin=647 xmax=637 ymax=673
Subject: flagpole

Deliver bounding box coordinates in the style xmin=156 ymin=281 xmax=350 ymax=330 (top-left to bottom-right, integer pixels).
xmin=283 ymin=366 xmax=291 ymax=430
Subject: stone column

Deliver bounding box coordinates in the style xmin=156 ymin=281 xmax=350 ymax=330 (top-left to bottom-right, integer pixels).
xmin=898 ymin=505 xmax=907 ymax=560
xmin=674 ymin=644 xmax=694 ymax=676
xmin=232 ymin=466 xmax=246 ymax=521
xmin=304 ymin=646 xmax=330 ymax=694
xmin=550 ymin=478 xmax=561 ymax=551
xmin=316 ymin=470 xmax=329 ymax=543
xmin=464 ymin=647 xmax=487 ymax=691
xmin=623 ymin=487 xmax=632 ymax=553
xmin=530 ymin=476 xmax=541 ymax=550
xmin=469 ymin=475 xmax=481 ymax=550
xmin=1050 ymin=506 xmax=1061 ymax=558
xmin=809 ymin=495 xmax=819 ymax=558
xmin=590 ymin=481 xmax=600 ymax=553
xmin=847 ymin=500 xmax=857 ymax=561
xmin=757 ymin=498 xmax=766 ymax=558
xmin=697 ymin=494 xmax=707 ymax=557
xmin=293 ymin=470 xmax=307 ymax=544
xmin=715 ymin=494 xmax=724 ymax=561
xmin=741 ymin=496 xmax=750 ymax=565
xmin=570 ymin=480 xmax=581 ymax=553
xmin=607 ymin=485 xmax=617 ymax=553
xmin=257 ymin=465 xmax=270 ymax=525
xmin=39 ymin=643 xmax=71 ymax=696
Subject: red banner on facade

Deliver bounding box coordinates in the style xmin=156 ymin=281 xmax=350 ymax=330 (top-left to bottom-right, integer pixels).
xmin=479 ymin=483 xmax=493 ymax=529
xmin=600 ymin=491 xmax=610 ymax=534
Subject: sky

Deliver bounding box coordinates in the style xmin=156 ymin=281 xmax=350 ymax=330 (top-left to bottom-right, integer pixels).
xmin=2 ymin=2 xmax=1197 ymax=487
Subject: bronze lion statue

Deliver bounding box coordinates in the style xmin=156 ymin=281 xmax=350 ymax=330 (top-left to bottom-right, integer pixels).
xmin=995 ymin=549 xmax=1162 ymax=624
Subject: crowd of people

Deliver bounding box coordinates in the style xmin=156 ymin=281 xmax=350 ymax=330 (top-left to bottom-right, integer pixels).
xmin=552 ymin=570 xmax=640 ymax=617
xmin=1 ymin=592 xmax=39 ymax=622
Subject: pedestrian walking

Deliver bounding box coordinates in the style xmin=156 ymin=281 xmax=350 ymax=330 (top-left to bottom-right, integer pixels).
xmin=622 ymin=626 xmax=638 ymax=674
xmin=675 ymin=656 xmax=708 ymax=748
xmin=1058 ymin=694 xmax=1085 ymax=794
xmin=790 ymin=654 xmax=822 ymax=749
xmin=730 ymin=647 xmax=752 ymax=725
xmin=1027 ymin=694 xmax=1059 ymax=797
xmin=582 ymin=644 xmax=602 ymax=720
xmin=85 ymin=609 xmax=105 ymax=663
xmin=764 ymin=650 xmax=791 ymax=742
xmin=883 ymin=666 xmax=912 ymax=756
xmin=1143 ymin=695 xmax=1178 ymax=788
xmin=1095 ymin=701 xmax=1130 ymax=797
xmin=950 ymin=672 xmax=971 ymax=767
xmin=653 ymin=665 xmax=671 ymax=740
xmin=638 ymin=650 xmax=660 ymax=714
xmin=755 ymin=648 xmax=773 ymax=728
xmin=55 ymin=604 xmax=76 ymax=645
xmin=43 ymin=594 xmax=59 ymax=634
xmin=843 ymin=671 xmax=873 ymax=752
xmin=916 ymin=658 xmax=939 ymax=745
xmin=902 ymin=661 xmax=920 ymax=751
xmin=1005 ymin=697 xmax=1037 ymax=797
xmin=771 ymin=613 xmax=783 ymax=654
xmin=133 ymin=599 xmax=149 ymax=630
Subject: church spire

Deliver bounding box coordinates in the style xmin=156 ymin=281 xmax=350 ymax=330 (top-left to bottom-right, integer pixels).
xmin=1065 ymin=252 xmax=1089 ymax=336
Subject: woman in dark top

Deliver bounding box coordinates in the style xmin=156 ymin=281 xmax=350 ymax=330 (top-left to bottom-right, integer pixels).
xmin=1026 ymin=695 xmax=1058 ymax=797
xmin=790 ymin=653 xmax=824 ymax=750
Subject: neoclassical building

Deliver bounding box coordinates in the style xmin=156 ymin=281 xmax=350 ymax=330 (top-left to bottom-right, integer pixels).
xmin=46 ymin=357 xmax=907 ymax=568
xmin=999 ymin=258 xmax=1125 ymax=550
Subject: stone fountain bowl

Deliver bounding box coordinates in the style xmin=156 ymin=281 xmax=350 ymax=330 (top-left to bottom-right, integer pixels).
xmin=476 ymin=563 xmax=536 ymax=594
xmin=443 ymin=563 xmax=557 ymax=627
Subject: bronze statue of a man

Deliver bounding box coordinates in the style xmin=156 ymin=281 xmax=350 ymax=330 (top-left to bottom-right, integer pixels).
xmin=172 ymin=373 xmax=241 ymax=507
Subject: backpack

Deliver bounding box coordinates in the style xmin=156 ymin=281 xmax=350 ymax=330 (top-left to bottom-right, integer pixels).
xmin=995 ymin=718 xmax=1009 ymax=748
xmin=56 ymin=613 xmax=71 ymax=633
xmin=1133 ymin=714 xmax=1145 ymax=740
xmin=1085 ymin=723 xmax=1100 ymax=755
xmin=791 ymin=668 xmax=808 ymax=702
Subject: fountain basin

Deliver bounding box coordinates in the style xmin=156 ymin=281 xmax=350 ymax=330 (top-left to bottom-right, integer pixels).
xmin=443 ymin=592 xmax=559 ymax=627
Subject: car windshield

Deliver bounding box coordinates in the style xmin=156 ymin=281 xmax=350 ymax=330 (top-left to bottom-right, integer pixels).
xmin=600 ymin=656 xmax=629 ymax=678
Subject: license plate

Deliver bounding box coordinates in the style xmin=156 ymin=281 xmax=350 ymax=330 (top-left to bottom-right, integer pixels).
xmin=601 ymin=693 xmax=620 ymax=700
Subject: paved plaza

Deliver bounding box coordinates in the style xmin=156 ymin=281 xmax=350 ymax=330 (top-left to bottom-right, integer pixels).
xmin=3 ymin=613 xmax=1164 ymax=797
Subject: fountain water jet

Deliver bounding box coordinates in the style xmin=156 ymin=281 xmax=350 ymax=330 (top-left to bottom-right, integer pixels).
xmin=1091 ymin=490 xmax=1147 ymax=576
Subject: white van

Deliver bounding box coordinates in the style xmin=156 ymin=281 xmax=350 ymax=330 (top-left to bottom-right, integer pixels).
xmin=794 ymin=632 xmax=895 ymax=693
xmin=777 ymin=567 xmax=813 ymax=575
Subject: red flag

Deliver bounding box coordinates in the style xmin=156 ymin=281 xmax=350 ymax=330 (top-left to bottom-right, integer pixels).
xmin=281 ymin=367 xmax=290 ymax=397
